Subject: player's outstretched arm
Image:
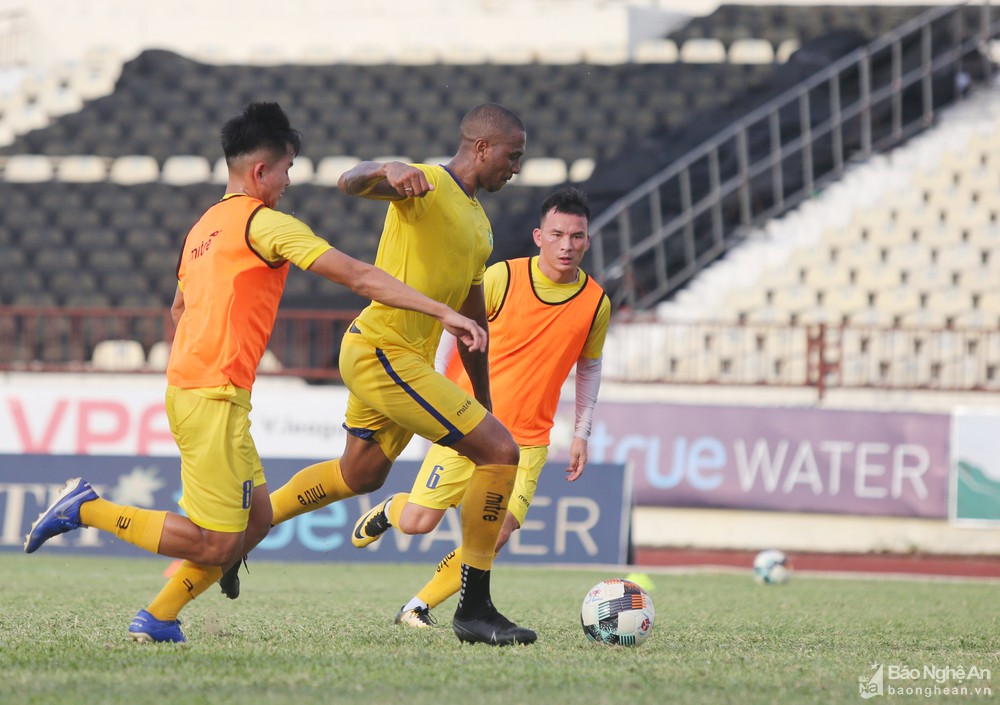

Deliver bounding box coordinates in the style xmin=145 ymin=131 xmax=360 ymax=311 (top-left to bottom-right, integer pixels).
xmin=308 ymin=248 xmax=485 ymax=352
xmin=456 ymin=284 xmax=492 ymax=410
xmin=338 ymin=161 xmax=434 ymax=201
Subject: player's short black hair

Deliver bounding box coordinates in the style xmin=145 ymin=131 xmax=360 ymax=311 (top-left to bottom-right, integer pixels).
xmin=221 ymin=102 xmax=302 ymax=163
xmin=539 ymin=187 xmax=590 ymax=223
xmin=460 ymin=102 xmax=525 ymax=141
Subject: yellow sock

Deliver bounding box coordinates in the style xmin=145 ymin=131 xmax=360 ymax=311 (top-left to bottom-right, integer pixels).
xmin=270 ymin=459 xmax=355 ymax=525
xmin=79 ymin=498 xmax=166 ymax=553
xmin=460 ymin=463 xmax=515 ymax=570
xmin=417 ymin=547 xmax=463 ymax=609
xmin=386 ymin=492 xmax=409 ymax=527
xmin=146 ymin=561 xmax=223 ymax=622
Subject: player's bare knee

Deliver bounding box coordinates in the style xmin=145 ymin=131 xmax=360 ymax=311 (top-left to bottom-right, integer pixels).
xmin=397 ymin=515 xmax=430 ymax=535
xmin=490 ymin=436 xmax=520 ymax=466
xmin=351 ymin=475 xmax=387 ymax=494
xmin=198 ymin=534 xmax=244 ymax=566
xmin=199 ymin=544 xmax=239 ymax=567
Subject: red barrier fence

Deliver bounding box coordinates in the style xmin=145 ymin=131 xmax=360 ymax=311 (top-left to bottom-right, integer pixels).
xmin=2 ymin=306 xmax=998 ymax=395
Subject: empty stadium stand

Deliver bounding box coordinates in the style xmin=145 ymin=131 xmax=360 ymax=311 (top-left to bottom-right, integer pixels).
xmin=2 ymin=2 xmax=998 ymax=393
xmin=0 ymin=44 xmax=781 ymax=312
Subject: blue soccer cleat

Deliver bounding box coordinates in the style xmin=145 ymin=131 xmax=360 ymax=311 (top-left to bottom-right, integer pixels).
xmin=128 ymin=609 xmax=186 ymax=644
xmin=23 ymin=478 xmax=98 ymax=554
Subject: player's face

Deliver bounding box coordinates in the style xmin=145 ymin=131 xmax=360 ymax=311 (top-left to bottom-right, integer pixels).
xmin=257 ymin=146 xmax=295 ymax=208
xmin=532 ymin=209 xmax=590 ymax=284
xmin=479 ymin=129 xmax=526 ymax=193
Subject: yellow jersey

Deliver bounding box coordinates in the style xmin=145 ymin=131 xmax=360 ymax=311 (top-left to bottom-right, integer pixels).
xmin=352 ymin=164 xmax=492 ymax=360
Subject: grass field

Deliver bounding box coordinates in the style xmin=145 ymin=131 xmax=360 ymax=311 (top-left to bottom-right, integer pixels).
xmin=1 ymin=554 xmax=997 ymax=705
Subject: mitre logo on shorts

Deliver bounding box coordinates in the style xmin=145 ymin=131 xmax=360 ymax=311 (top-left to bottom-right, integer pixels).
xmin=456 ymin=399 xmax=472 ymax=416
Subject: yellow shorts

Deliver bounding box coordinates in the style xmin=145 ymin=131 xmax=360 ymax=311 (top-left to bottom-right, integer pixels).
xmin=166 ymin=384 xmax=266 ymax=533
xmin=340 ymin=329 xmax=487 ymax=462
xmin=409 ymin=443 xmax=548 ymax=526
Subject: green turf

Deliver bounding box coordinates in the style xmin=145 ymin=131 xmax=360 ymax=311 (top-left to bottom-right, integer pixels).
xmin=1 ymin=554 xmax=996 ymax=705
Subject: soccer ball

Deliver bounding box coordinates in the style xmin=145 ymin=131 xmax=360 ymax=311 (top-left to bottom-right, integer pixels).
xmin=753 ymin=549 xmax=790 ymax=585
xmin=580 ymin=578 xmax=655 ymax=646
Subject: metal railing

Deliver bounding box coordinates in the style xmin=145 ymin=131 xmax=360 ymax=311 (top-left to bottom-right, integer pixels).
xmin=0 ymin=306 xmax=356 ymax=382
xmin=0 ymin=10 xmax=29 ymax=68
xmin=3 ymin=307 xmax=999 ymax=397
xmin=590 ymin=2 xmax=999 ymax=312
xmin=601 ymin=320 xmax=1000 ymax=398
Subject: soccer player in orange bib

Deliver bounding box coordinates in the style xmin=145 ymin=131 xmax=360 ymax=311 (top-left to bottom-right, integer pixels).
xmin=351 ymin=187 xmax=610 ymax=629
xmin=22 ymin=102 xmax=486 ymax=644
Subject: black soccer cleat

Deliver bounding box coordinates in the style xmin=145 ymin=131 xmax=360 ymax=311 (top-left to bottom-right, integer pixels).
xmin=219 ymin=555 xmax=248 ymax=600
xmin=452 ymin=607 xmax=537 ymax=646
xmin=351 ymin=494 xmax=394 ymax=548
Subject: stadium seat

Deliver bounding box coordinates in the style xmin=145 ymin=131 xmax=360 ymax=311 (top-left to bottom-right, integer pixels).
xmin=421 ymin=156 xmax=453 ymax=167
xmin=370 ymin=155 xmax=413 ymax=166
xmin=884 ymin=242 xmax=933 ymax=271
xmin=834 ymin=241 xmax=884 ymax=270
xmin=534 ymin=45 xmax=585 ymax=64
xmin=211 ymin=157 xmax=229 ymax=185
xmin=771 ymin=285 xmax=816 ymax=315
xmin=4 ymin=155 xmax=55 ymax=182
xmin=35 ymin=249 xmax=81 ymax=272
xmin=5 ymin=103 xmax=50 ymax=134
xmin=977 ymin=290 xmax=1000 ymax=316
xmin=925 ymin=289 xmax=974 ymax=320
xmin=314 ymin=156 xmax=360 ymax=186
xmin=899 ymin=308 xmax=950 ymax=329
xmin=679 ymin=38 xmax=727 ymax=64
xmin=874 ymin=289 xmax=922 ymax=319
xmin=729 ymin=39 xmax=775 ymax=64
xmin=905 ymin=266 xmax=953 ymax=295
xmin=391 ymin=45 xmax=440 ymax=65
xmin=775 ymin=39 xmax=801 ymax=63
xmin=854 ymin=263 xmax=900 ymax=292
xmin=68 ymin=63 xmax=118 ymax=101
xmin=516 ymin=158 xmax=568 ymax=187
xmin=288 ymin=156 xmax=315 ymax=185
xmin=802 ymin=261 xmax=852 ymax=290
xmin=822 ymin=287 xmax=869 ymax=317
xmin=845 ymin=307 xmax=896 ymax=328
xmin=244 ymin=44 xmax=291 ymax=66
xmin=110 ymin=155 xmax=160 ymax=185
xmin=633 ymin=38 xmax=679 ymax=63
xmin=161 ymin=155 xmax=212 ymax=185
xmin=56 ymin=155 xmax=108 ymax=182
xmin=487 ymin=45 xmax=535 ymax=64
xmin=584 ymin=44 xmax=629 ymax=65
xmin=935 ymin=243 xmax=984 ymax=272
xmin=569 ymin=158 xmax=596 ymax=183
xmin=959 ymin=267 xmax=999 ymax=297
xmin=146 ymin=340 xmax=172 ymax=370
xmin=339 ymin=45 xmax=391 ymax=64
xmin=90 ymin=339 xmax=147 ymax=371
xmin=439 ymin=44 xmax=490 ymax=64
xmin=38 ymin=87 xmax=84 ymax=117
xmin=258 ymin=349 xmax=282 ymax=373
